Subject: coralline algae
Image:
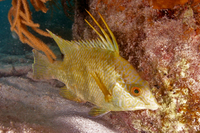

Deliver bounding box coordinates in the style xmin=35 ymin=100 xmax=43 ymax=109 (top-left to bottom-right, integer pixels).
xmin=73 ymin=0 xmax=200 ymax=132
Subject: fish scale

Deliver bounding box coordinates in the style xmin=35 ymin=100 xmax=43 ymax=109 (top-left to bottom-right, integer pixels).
xmin=114 ymin=56 xmax=142 ymax=83
xmin=59 ymin=48 xmax=115 ymax=102
xmin=32 ymin=11 xmax=159 ymax=117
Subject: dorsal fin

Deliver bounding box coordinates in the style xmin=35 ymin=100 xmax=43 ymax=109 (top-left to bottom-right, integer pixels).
xmin=47 ymin=11 xmax=119 ymax=54
xmin=47 ymin=29 xmax=108 ymax=54
xmin=47 ymin=29 xmax=79 ymax=54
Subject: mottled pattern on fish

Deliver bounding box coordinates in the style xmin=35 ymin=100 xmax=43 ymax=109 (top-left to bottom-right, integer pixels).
xmin=33 ymin=11 xmax=159 ymax=116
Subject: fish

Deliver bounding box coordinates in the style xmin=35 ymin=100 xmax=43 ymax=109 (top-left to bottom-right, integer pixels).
xmin=32 ymin=10 xmax=159 ymax=117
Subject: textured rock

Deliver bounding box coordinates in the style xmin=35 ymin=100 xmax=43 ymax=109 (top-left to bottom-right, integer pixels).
xmin=72 ymin=0 xmax=200 ymax=132
xmin=0 ymin=76 xmax=117 ymax=133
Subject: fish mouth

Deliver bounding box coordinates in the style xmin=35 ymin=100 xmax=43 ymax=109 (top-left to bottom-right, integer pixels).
xmin=127 ymin=103 xmax=160 ymax=111
xmin=138 ymin=95 xmax=160 ymax=110
xmin=126 ymin=98 xmax=160 ymax=111
xmin=149 ymin=104 xmax=160 ymax=110
xmin=146 ymin=100 xmax=160 ymax=110
xmin=139 ymin=96 xmax=150 ymax=105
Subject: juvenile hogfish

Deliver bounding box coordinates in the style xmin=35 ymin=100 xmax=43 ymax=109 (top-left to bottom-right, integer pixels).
xmin=32 ymin=10 xmax=159 ymax=117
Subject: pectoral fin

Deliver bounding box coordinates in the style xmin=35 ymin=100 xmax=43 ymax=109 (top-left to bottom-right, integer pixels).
xmin=90 ymin=72 xmax=112 ymax=102
xmin=60 ymin=86 xmax=85 ymax=103
xmin=89 ymin=107 xmax=109 ymax=117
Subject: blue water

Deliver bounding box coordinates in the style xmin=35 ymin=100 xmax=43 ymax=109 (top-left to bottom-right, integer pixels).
xmin=0 ymin=0 xmax=12 ymax=46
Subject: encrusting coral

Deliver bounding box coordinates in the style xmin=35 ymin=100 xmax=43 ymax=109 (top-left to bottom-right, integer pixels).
xmin=6 ymin=0 xmax=56 ymax=63
xmin=72 ymin=0 xmax=200 ymax=132
xmin=146 ymin=0 xmax=189 ymax=9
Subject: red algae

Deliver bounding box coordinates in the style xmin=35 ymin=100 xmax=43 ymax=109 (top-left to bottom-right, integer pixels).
xmin=73 ymin=0 xmax=200 ymax=132
xmin=145 ymin=0 xmax=189 ymax=9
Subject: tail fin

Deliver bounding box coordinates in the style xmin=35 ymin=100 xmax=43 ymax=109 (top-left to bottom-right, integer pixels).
xmin=32 ymin=50 xmax=52 ymax=80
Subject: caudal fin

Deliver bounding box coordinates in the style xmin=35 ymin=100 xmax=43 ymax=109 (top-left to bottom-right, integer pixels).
xmin=32 ymin=50 xmax=52 ymax=80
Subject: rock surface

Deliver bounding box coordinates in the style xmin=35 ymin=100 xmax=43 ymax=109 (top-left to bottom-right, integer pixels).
xmin=72 ymin=0 xmax=200 ymax=132
xmin=0 ymin=75 xmax=117 ymax=133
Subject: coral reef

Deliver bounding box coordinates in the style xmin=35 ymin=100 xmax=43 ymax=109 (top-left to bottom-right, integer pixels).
xmin=72 ymin=0 xmax=200 ymax=132
xmin=1 ymin=0 xmax=200 ymax=132
xmin=146 ymin=0 xmax=189 ymax=9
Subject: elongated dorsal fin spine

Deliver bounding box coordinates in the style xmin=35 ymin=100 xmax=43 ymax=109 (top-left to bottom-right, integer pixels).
xmin=85 ymin=19 xmax=109 ymax=48
xmin=85 ymin=11 xmax=113 ymax=50
xmin=98 ymin=13 xmax=119 ymax=53
xmin=85 ymin=10 xmax=119 ymax=54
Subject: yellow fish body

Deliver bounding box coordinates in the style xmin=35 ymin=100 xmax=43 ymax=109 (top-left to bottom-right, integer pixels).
xmin=33 ymin=11 xmax=159 ymax=117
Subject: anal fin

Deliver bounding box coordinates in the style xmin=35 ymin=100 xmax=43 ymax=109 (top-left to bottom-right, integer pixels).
xmin=60 ymin=86 xmax=85 ymax=103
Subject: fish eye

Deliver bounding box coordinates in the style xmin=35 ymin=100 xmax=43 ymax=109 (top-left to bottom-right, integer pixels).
xmin=131 ymin=87 xmax=142 ymax=96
